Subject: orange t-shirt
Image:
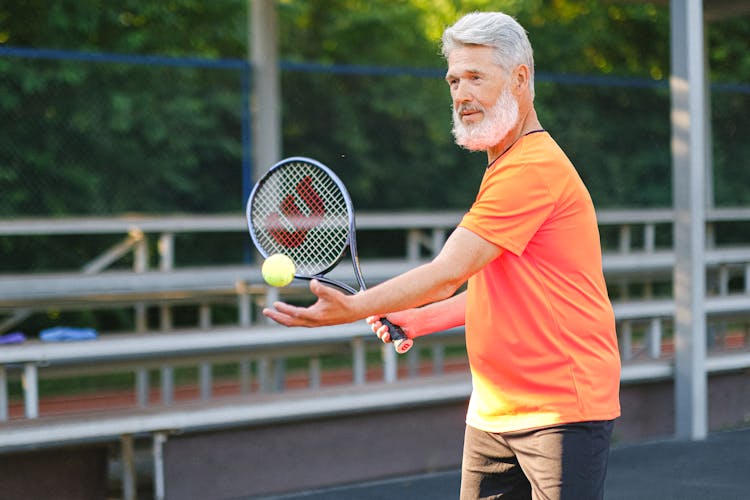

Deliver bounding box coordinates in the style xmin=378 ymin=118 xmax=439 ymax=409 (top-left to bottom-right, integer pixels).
xmin=459 ymin=131 xmax=621 ymax=433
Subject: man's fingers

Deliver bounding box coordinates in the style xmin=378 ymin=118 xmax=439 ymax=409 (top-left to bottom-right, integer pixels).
xmin=375 ymin=322 xmax=392 ymax=343
xmin=365 ymin=315 xmax=392 ymax=343
xmin=379 ymin=325 xmax=392 ymax=343
xmin=262 ymin=303 xmax=299 ymax=327
xmin=262 ymin=301 xmax=317 ymax=327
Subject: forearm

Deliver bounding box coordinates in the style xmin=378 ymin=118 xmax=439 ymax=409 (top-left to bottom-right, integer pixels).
xmin=263 ymin=227 xmax=500 ymax=329
xmin=404 ymin=291 xmax=467 ymax=338
xmin=349 ymin=258 xmax=465 ymax=322
xmin=348 ymin=227 xmax=500 ymax=322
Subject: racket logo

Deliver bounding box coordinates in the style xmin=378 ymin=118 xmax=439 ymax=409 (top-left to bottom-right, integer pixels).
xmin=266 ymin=176 xmax=325 ymax=248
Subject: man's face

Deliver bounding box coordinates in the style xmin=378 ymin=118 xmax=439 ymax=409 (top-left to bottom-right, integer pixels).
xmin=445 ymin=45 xmax=519 ymax=151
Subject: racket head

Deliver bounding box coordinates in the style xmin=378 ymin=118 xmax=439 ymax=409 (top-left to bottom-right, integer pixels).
xmin=247 ymin=157 xmax=355 ymax=278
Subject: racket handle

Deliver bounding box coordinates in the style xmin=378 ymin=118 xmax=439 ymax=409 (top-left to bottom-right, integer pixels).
xmin=381 ymin=318 xmax=413 ymax=354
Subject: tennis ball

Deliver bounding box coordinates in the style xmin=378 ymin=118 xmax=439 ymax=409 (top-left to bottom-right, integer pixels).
xmin=261 ymin=253 xmax=296 ymax=287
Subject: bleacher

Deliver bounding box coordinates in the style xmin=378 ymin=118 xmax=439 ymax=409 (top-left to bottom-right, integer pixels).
xmin=2 ymin=209 xmax=750 ymax=498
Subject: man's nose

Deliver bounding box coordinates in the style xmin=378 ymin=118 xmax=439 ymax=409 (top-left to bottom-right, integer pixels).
xmin=453 ymin=80 xmax=473 ymax=104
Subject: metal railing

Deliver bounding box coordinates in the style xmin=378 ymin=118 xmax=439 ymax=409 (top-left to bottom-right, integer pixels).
xmin=1 ymin=208 xmax=750 ymax=428
xmin=2 ymin=208 xmax=750 ymax=499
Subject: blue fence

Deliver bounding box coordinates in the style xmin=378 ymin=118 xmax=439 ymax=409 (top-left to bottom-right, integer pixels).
xmin=2 ymin=46 xmax=749 ymax=218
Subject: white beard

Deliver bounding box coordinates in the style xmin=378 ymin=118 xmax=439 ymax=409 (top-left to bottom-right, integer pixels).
xmin=451 ymin=87 xmax=520 ymax=151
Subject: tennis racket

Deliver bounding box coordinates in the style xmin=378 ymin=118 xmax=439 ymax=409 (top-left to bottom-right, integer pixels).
xmin=246 ymin=156 xmax=413 ymax=354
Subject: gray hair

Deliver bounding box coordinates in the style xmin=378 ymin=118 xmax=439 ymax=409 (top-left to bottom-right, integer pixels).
xmin=441 ymin=12 xmax=535 ymax=98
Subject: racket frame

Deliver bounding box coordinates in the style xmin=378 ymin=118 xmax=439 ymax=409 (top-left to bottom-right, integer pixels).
xmin=247 ymin=156 xmax=413 ymax=353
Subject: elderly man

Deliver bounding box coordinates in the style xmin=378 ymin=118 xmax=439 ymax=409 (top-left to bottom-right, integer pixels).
xmin=264 ymin=12 xmax=620 ymax=500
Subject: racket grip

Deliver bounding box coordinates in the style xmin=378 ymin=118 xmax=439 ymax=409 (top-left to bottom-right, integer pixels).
xmin=381 ymin=318 xmax=413 ymax=354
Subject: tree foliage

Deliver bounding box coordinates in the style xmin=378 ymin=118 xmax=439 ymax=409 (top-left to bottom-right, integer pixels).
xmin=1 ymin=0 xmax=748 ymax=332
xmin=0 ymin=0 xmax=748 ymax=219
xmin=0 ymin=0 xmax=247 ymax=216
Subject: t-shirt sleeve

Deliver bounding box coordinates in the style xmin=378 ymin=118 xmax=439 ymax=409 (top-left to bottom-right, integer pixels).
xmin=459 ymin=164 xmax=554 ymax=256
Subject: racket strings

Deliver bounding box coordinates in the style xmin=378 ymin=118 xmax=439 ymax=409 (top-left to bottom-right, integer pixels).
xmin=251 ymin=162 xmax=351 ymax=276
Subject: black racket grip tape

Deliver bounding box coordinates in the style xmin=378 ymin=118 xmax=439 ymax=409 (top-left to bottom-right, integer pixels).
xmin=381 ymin=318 xmax=413 ymax=354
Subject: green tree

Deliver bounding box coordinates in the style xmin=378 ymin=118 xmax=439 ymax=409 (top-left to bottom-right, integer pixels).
xmin=1 ymin=0 xmax=748 ymax=217
xmin=0 ymin=0 xmax=247 ymax=216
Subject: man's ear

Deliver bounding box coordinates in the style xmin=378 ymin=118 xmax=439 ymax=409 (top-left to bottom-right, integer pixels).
xmin=512 ymin=64 xmax=530 ymax=95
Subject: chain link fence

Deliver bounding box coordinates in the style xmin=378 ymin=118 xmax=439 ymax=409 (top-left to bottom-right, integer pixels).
xmin=0 ymin=47 xmax=249 ymax=217
xmin=2 ymin=47 xmax=749 ymax=218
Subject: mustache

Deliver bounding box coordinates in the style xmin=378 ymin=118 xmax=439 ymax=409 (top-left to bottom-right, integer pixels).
xmin=455 ymin=103 xmax=484 ymax=116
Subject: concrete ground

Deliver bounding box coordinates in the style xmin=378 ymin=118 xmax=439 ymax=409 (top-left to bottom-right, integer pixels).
xmin=252 ymin=426 xmax=750 ymax=500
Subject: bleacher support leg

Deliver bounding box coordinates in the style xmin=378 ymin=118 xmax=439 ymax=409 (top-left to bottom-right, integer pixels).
xmin=121 ymin=434 xmax=137 ymax=500
xmin=352 ymin=337 xmax=366 ymax=385
xmin=382 ymin=344 xmax=397 ymax=383
xmin=22 ymin=363 xmax=39 ymax=419
xmin=153 ymin=432 xmax=167 ymax=500
xmin=0 ymin=366 xmax=7 ymax=421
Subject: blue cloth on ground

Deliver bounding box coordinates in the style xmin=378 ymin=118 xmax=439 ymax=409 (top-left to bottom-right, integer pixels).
xmin=0 ymin=331 xmax=26 ymax=345
xmin=39 ymin=327 xmax=98 ymax=342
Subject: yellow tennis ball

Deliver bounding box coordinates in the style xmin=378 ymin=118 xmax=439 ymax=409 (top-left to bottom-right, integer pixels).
xmin=262 ymin=253 xmax=296 ymax=287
